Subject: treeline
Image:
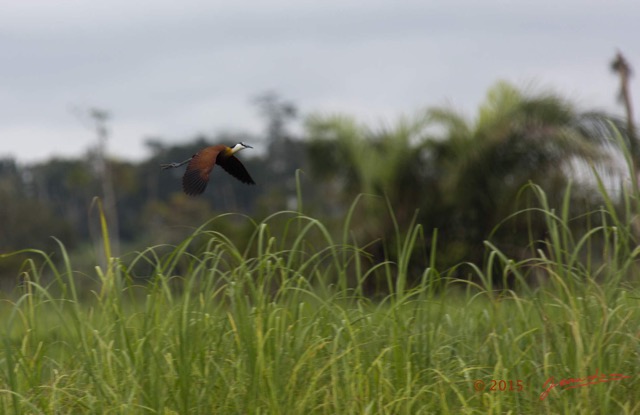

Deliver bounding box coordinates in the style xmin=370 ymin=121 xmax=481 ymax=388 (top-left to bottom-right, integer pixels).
xmin=0 ymin=82 xmax=634 ymax=287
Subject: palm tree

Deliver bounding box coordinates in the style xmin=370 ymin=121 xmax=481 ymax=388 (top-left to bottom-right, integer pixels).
xmin=421 ymin=81 xmax=623 ymax=267
xmin=307 ymin=81 xmax=624 ymax=280
xmin=306 ymin=113 xmax=428 ymax=225
xmin=306 ymin=113 xmax=431 ymax=289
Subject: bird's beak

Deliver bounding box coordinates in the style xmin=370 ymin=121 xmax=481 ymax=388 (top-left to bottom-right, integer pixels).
xmin=243 ymin=144 xmax=253 ymax=149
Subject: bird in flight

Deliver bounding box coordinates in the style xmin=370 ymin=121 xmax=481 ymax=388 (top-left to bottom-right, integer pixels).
xmin=161 ymin=142 xmax=255 ymax=195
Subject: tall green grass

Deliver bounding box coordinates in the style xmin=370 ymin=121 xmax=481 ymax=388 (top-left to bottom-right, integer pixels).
xmin=1 ymin=174 xmax=640 ymax=413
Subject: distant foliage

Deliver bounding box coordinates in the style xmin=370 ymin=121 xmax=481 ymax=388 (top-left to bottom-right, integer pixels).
xmin=0 ymin=84 xmax=631 ymax=286
xmin=306 ymin=82 xmax=628 ymax=279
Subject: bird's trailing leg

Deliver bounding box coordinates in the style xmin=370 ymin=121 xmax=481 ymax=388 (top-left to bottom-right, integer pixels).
xmin=160 ymin=158 xmax=192 ymax=170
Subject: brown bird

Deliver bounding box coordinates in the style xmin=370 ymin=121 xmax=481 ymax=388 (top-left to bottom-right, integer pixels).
xmin=161 ymin=142 xmax=255 ymax=196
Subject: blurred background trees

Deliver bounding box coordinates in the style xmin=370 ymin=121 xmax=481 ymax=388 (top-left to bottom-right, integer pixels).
xmin=0 ymin=75 xmax=635 ymax=289
xmin=419 ymin=82 xmax=624 ymax=267
xmin=306 ymin=82 xmax=626 ymax=271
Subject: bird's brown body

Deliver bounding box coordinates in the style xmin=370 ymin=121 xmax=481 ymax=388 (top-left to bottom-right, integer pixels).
xmin=161 ymin=143 xmax=255 ymax=196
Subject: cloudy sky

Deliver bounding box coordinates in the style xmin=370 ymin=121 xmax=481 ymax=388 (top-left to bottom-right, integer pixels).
xmin=2 ymin=0 xmax=639 ymax=163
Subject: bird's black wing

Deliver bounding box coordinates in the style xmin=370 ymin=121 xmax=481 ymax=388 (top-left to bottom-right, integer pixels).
xmin=218 ymin=155 xmax=255 ymax=185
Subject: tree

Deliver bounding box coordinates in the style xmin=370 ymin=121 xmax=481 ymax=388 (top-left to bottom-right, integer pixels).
xmin=306 ymin=114 xmax=427 ymax=222
xmin=307 ymin=81 xmax=623 ymax=278
xmin=611 ymin=52 xmax=638 ymax=172
xmin=0 ymin=160 xmax=76 ymax=282
xmin=423 ymin=82 xmax=626 ymax=267
xmin=253 ymin=92 xmax=306 ymax=212
xmin=306 ymin=113 xmax=432 ymax=288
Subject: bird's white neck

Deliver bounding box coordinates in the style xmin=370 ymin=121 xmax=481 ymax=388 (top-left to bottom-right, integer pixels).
xmin=231 ymin=143 xmax=246 ymax=154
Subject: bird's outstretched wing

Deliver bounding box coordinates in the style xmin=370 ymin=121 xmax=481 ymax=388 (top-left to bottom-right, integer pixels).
xmin=218 ymin=155 xmax=256 ymax=185
xmin=182 ymin=167 xmax=210 ymax=195
xmin=182 ymin=147 xmax=221 ymax=195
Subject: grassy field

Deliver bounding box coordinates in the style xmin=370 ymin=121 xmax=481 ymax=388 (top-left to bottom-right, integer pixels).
xmin=1 ymin=183 xmax=640 ymax=414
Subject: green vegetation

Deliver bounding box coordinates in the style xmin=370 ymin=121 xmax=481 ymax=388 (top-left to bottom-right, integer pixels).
xmin=307 ymin=82 xmax=625 ymax=270
xmin=1 ymin=174 xmax=639 ymax=413
xmin=0 ymin=83 xmax=628 ymax=285
xmin=1 ymin=78 xmax=639 ymax=412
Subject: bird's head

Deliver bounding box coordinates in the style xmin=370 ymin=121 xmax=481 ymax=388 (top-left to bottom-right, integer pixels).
xmin=231 ymin=142 xmax=253 ymax=154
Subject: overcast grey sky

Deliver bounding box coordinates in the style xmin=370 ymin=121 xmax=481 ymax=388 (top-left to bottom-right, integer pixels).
xmin=1 ymin=0 xmax=639 ymax=163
